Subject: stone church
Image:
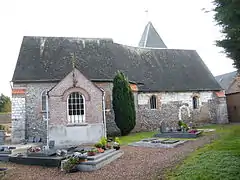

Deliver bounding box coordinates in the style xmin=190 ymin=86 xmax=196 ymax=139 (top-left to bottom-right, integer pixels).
xmin=11 ymin=21 xmax=228 ymax=146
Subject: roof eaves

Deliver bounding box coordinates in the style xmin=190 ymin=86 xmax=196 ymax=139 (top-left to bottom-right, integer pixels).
xmin=138 ymin=88 xmax=222 ymax=93
xmin=12 ymin=79 xmax=61 ymax=83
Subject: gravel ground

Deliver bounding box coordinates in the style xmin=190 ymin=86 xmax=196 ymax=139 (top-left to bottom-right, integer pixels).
xmin=0 ymin=133 xmax=217 ymax=180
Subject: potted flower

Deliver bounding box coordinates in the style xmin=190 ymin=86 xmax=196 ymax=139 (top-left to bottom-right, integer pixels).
xmin=94 ymin=142 xmax=103 ymax=149
xmin=97 ymin=148 xmax=104 ymax=153
xmin=100 ymin=137 xmax=107 ymax=150
xmin=106 ymin=143 xmax=112 ymax=149
xmin=87 ymin=148 xmax=97 ymax=156
xmin=113 ymin=137 xmax=120 ymax=150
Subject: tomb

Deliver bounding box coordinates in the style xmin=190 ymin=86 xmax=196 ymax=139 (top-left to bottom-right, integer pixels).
xmin=154 ymin=119 xmax=203 ymax=139
xmin=128 ymin=138 xmax=186 ymax=148
xmin=8 ymin=145 xmax=123 ymax=170
xmin=154 ymin=131 xmax=202 ymax=138
xmin=60 ymin=149 xmax=123 ymax=172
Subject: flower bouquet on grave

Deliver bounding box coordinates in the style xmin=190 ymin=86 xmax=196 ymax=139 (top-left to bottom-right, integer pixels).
xmin=188 ymin=129 xmax=198 ymax=134
xmin=27 ymin=146 xmax=41 ymax=153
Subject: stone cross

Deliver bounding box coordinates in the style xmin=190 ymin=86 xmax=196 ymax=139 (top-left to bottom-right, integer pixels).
xmin=71 ymin=53 xmax=78 ymax=87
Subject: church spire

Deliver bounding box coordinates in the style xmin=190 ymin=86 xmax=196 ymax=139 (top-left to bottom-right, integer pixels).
xmin=138 ymin=21 xmax=167 ymax=49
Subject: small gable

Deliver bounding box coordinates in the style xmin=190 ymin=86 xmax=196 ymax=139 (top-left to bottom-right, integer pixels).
xmin=49 ymin=68 xmax=102 ymax=97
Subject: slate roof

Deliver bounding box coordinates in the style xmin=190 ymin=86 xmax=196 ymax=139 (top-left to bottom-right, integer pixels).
xmin=138 ymin=21 xmax=167 ymax=48
xmin=12 ymin=36 xmax=221 ymax=92
xmin=215 ymin=71 xmax=238 ymax=90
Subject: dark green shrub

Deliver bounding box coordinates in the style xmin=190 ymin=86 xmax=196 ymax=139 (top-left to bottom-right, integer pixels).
xmin=112 ymin=71 xmax=136 ymax=136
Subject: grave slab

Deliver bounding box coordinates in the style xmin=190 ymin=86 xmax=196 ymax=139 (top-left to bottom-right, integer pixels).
xmin=9 ymin=154 xmax=66 ymax=167
xmin=154 ymin=131 xmax=202 ymax=138
xmin=128 ymin=140 xmax=186 ymax=148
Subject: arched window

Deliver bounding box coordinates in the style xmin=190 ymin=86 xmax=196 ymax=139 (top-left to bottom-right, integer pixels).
xmin=41 ymin=90 xmax=47 ymax=112
xmin=192 ymin=96 xmax=199 ymax=109
xmin=150 ymin=95 xmax=157 ymax=109
xmin=68 ymin=92 xmax=85 ymax=124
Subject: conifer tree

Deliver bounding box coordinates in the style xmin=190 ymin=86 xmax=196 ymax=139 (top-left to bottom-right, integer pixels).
xmin=112 ymin=71 xmax=136 ymax=135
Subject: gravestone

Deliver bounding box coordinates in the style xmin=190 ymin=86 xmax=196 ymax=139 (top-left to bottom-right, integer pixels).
xmin=35 ymin=137 xmax=41 ymax=143
xmin=159 ymin=121 xmax=167 ymax=133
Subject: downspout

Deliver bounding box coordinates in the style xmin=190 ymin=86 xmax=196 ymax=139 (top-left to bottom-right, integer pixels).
xmin=102 ymin=90 xmax=107 ymax=138
xmin=46 ymin=91 xmax=49 ymax=149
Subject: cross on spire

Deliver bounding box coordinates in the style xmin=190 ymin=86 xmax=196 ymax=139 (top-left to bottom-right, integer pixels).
xmin=145 ymin=9 xmax=149 ymax=23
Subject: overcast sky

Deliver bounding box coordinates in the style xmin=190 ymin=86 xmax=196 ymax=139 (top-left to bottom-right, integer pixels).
xmin=0 ymin=0 xmax=236 ymax=97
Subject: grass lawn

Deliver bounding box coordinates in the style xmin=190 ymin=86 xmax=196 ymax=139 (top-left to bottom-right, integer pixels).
xmin=118 ymin=131 xmax=157 ymax=145
xmin=166 ymin=124 xmax=240 ymax=180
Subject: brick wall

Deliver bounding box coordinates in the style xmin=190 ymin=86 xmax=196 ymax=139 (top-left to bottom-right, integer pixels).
xmin=49 ymin=69 xmax=103 ymax=126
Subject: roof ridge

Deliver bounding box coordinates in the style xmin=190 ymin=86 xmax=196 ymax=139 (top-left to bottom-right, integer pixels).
xmin=23 ymin=36 xmax=114 ymax=42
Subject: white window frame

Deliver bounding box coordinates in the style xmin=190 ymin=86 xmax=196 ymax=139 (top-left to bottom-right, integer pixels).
xmin=150 ymin=95 xmax=157 ymax=110
xmin=67 ymin=92 xmax=86 ymax=124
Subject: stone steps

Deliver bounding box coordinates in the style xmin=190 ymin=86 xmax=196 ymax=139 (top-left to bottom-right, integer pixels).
xmin=86 ymin=149 xmax=116 ymax=161
xmin=77 ymin=149 xmax=123 ymax=171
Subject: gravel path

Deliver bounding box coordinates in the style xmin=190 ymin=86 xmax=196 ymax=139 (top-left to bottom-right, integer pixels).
xmin=1 ymin=134 xmax=217 ymax=180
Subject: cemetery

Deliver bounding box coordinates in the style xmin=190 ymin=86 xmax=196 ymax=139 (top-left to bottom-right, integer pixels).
xmin=0 ymin=137 xmax=123 ymax=173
